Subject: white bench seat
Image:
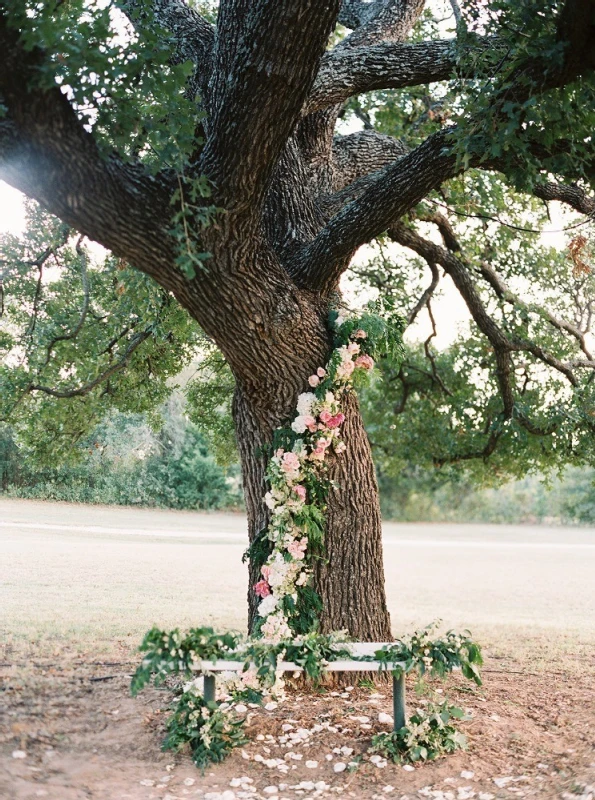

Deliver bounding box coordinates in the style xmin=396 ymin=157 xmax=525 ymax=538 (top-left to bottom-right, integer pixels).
xmin=193 ymin=643 xmax=407 ymax=729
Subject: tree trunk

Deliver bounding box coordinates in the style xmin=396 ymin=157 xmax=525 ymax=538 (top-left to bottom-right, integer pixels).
xmin=233 ymin=335 xmax=392 ymax=642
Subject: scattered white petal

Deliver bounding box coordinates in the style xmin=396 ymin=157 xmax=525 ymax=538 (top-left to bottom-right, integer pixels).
xmin=461 ymin=771 xmax=475 ymax=780
xmin=12 ymin=751 xmax=27 ymax=759
xmin=139 ymin=780 xmax=155 ymax=786
xmin=235 ymin=704 xmax=248 ymax=714
xmin=305 ymin=760 xmax=318 ymax=769
xmin=263 ymin=787 xmax=278 ymax=795
xmin=378 ymin=713 xmax=393 ymax=725
xmin=402 ymin=764 xmax=415 ymax=772
xmin=265 ymin=702 xmax=278 ymax=711
xmin=334 ymin=763 xmax=347 ymax=774
xmin=383 ymin=787 xmax=395 ymax=794
xmin=493 ymin=778 xmax=514 ymax=789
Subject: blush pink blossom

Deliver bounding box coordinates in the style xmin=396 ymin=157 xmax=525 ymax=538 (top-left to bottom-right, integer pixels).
xmin=294 ymin=485 xmax=306 ymax=501
xmin=308 ymin=374 xmax=320 ymax=387
xmin=319 ymin=409 xmax=332 ymax=424
xmin=355 ymin=354 xmax=374 ymax=370
xmin=287 ymin=538 xmax=307 ymax=560
xmin=326 ymin=412 xmax=345 ymax=429
xmin=347 ymin=342 xmax=360 ymax=355
xmin=261 ymin=565 xmax=272 ymax=580
xmin=304 ymin=414 xmax=317 ymax=432
xmin=253 ymin=579 xmax=271 ymax=598
xmin=353 ymin=329 xmax=367 ymax=339
xmin=317 ymin=367 xmax=326 ymax=377
xmin=335 ymin=441 xmax=347 ymax=454
xmin=336 ymin=359 xmax=355 ymax=380
xmin=281 ymin=451 xmax=300 ymax=473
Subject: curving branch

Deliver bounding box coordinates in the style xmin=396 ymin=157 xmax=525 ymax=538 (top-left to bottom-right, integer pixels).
xmin=533 ymin=181 xmax=595 ymax=218
xmin=29 ymin=328 xmax=153 ymax=399
xmin=0 ymin=14 xmax=177 ymax=290
xmin=307 ymin=39 xmax=457 ymax=114
xmin=388 ymin=220 xmax=595 ymax=389
xmin=291 ymin=127 xmax=458 ymax=291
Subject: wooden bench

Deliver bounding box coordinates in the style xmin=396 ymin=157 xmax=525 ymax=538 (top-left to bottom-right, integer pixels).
xmin=194 ymin=643 xmax=407 ymax=730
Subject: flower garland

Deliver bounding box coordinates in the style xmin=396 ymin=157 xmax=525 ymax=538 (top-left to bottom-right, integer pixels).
xmin=253 ymin=319 xmax=376 ymax=642
xmin=131 ymin=624 xmax=483 ymax=769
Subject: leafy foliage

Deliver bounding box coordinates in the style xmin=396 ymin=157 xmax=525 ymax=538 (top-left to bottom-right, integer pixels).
xmin=370 ymin=623 xmax=483 ymax=685
xmin=131 ymin=625 xmax=242 ymax=696
xmin=370 ymin=702 xmax=469 ymax=764
xmin=163 ymin=689 xmax=247 ymax=771
xmin=1 ymin=405 xmax=236 ymax=510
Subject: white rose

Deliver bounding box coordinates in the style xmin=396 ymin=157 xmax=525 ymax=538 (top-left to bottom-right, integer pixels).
xmin=296 ymin=392 xmax=316 ymax=415
xmin=258 ymin=594 xmax=278 ymax=617
xmin=291 ymin=416 xmax=307 ymax=434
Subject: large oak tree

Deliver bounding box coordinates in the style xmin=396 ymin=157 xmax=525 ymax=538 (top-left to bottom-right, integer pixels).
xmin=1 ymin=0 xmax=594 ymax=639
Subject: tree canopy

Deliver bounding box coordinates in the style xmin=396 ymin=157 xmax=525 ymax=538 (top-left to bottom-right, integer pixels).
xmin=1 ymin=0 xmax=594 ymax=483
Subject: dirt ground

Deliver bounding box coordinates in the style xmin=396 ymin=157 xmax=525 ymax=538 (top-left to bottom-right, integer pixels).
xmin=1 ymin=499 xmax=594 ymax=799
xmin=1 ymin=646 xmax=594 ymax=800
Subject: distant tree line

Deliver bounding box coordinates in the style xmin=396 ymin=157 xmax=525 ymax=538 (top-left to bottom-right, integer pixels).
xmin=0 ymin=395 xmax=240 ymax=511
xmin=2 ymin=390 xmax=593 ymax=525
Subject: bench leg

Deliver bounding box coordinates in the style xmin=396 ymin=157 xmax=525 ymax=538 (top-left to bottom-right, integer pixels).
xmin=393 ymin=673 xmax=406 ymax=730
xmin=204 ymin=674 xmax=216 ymax=703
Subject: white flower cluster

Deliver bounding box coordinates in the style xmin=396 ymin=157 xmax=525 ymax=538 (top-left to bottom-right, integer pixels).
xmin=254 ymin=323 xmax=374 ymax=642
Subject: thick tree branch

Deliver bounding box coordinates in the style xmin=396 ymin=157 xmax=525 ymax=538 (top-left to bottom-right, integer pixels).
xmin=291 ymin=127 xmax=457 ymax=290
xmin=200 ymin=0 xmax=341 ymax=214
xmin=307 ymin=39 xmax=457 ymax=114
xmin=533 ymin=181 xmax=595 ymax=217
xmin=0 ymin=14 xmax=178 ymax=291
xmin=331 ymin=130 xmax=408 ymax=190
xmin=338 ymin=0 xmax=425 ymax=48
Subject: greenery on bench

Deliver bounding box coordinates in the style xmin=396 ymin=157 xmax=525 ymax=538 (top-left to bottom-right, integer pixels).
xmin=131 ymin=623 xmax=482 ymax=769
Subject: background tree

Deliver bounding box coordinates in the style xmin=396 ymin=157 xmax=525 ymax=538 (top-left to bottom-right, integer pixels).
xmin=1 ymin=0 xmax=594 ymax=640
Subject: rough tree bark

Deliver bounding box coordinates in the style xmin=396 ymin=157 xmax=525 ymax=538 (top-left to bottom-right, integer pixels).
xmin=0 ymin=0 xmax=593 ymax=640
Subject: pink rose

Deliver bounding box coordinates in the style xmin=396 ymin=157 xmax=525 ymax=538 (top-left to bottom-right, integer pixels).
xmin=336 ymin=360 xmax=355 ymax=380
xmin=327 ymin=412 xmax=345 ymax=429
xmin=281 ymin=451 xmax=300 ymax=472
xmin=261 ymin=565 xmax=271 ymax=580
xmin=355 ymin=354 xmax=374 ymax=370
xmin=308 ymin=374 xmax=320 ymax=387
xmin=335 ymin=441 xmax=347 ymax=454
xmin=317 ymin=367 xmax=326 ymax=378
xmin=254 ymin=579 xmax=271 ymax=598
xmin=353 ymin=329 xmax=367 ymax=340
xmin=347 ymin=342 xmax=360 ymax=355
xmin=304 ymin=414 xmax=317 ymax=432
xmin=287 ymin=538 xmax=307 ymax=560
xmin=319 ymin=409 xmax=332 ymax=424
xmin=294 ymin=485 xmax=306 ymax=501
